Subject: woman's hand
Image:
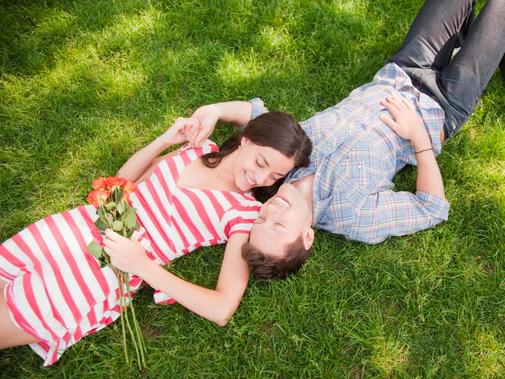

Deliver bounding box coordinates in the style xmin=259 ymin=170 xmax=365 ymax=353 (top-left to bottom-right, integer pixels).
xmin=379 ymin=95 xmax=431 ymax=149
xmin=160 ymin=117 xmax=200 ymax=147
xmin=103 ymin=229 xmax=150 ymax=275
xmin=188 ymin=104 xmax=222 ymax=146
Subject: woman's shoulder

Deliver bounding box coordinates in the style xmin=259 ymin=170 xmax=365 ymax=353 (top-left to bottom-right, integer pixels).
xmin=221 ymin=190 xmax=262 ymax=211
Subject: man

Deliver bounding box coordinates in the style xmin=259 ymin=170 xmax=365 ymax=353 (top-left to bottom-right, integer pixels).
xmin=186 ymin=0 xmax=504 ymax=275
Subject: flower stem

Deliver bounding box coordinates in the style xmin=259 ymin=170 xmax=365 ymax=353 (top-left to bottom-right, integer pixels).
xmin=117 ymin=272 xmax=130 ymax=368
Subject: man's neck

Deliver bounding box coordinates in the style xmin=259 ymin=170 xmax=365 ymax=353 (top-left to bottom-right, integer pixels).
xmin=292 ymin=174 xmax=315 ymax=213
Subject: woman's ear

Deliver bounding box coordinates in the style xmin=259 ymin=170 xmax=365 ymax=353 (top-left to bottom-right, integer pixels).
xmin=302 ymin=228 xmax=315 ymax=250
xmin=240 ymin=136 xmax=250 ymax=147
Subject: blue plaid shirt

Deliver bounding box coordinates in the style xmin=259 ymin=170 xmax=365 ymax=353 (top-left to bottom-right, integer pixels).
xmin=250 ymin=63 xmax=450 ymax=244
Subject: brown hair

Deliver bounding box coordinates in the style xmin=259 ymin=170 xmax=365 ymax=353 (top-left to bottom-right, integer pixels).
xmin=241 ymin=237 xmax=311 ymax=280
xmin=201 ymin=111 xmax=312 ymax=201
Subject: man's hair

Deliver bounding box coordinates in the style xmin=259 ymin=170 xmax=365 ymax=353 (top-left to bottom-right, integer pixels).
xmin=241 ymin=237 xmax=312 ymax=280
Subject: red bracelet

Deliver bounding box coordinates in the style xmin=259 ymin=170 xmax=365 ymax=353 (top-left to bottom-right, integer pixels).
xmin=415 ymin=148 xmax=433 ymax=155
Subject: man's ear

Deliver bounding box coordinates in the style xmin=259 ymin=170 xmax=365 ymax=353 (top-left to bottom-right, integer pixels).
xmin=302 ymin=227 xmax=315 ymax=250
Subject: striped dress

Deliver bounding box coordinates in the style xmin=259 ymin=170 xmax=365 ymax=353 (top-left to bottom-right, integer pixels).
xmin=0 ymin=140 xmax=261 ymax=366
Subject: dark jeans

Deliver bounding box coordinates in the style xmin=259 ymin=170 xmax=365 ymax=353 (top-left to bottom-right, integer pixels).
xmin=390 ymin=0 xmax=505 ymax=140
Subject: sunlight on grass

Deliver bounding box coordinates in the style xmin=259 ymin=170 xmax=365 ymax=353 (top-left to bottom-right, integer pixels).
xmin=370 ymin=337 xmax=410 ymax=376
xmin=216 ymin=51 xmax=263 ymax=84
xmin=464 ymin=330 xmax=505 ymax=378
xmin=258 ymin=26 xmax=292 ymax=51
xmin=1 ymin=0 xmax=505 ymax=376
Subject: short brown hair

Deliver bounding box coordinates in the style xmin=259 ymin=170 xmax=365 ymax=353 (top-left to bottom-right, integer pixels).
xmin=241 ymin=237 xmax=311 ymax=280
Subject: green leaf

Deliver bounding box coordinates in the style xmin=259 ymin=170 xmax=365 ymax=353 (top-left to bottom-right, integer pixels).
xmin=97 ymin=207 xmax=107 ymax=219
xmin=113 ymin=187 xmax=123 ymax=203
xmin=88 ymin=241 xmax=104 ymax=259
xmin=112 ymin=220 xmax=124 ymax=231
xmin=105 ymin=201 xmax=116 ymax=210
xmin=95 ymin=218 xmax=108 ymax=231
xmin=117 ymin=200 xmax=126 ymax=215
xmin=124 ymin=207 xmax=137 ymax=229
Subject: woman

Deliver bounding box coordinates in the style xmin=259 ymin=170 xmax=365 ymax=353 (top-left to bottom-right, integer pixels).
xmin=0 ymin=102 xmax=312 ymax=366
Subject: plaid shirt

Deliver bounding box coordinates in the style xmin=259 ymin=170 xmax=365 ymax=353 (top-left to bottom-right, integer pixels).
xmin=250 ymin=63 xmax=450 ymax=244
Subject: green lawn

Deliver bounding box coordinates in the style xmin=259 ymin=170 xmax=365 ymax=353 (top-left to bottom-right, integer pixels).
xmin=1 ymin=0 xmax=504 ymax=377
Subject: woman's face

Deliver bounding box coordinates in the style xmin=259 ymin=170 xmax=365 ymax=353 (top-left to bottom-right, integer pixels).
xmin=232 ymin=137 xmax=295 ymax=192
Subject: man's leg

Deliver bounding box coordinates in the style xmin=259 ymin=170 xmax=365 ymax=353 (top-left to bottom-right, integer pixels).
xmin=390 ymin=0 xmax=475 ymax=71
xmin=439 ymin=0 xmax=505 ymax=138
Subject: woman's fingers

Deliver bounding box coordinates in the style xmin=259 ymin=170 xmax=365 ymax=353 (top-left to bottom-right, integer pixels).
xmin=104 ymin=228 xmax=121 ymax=241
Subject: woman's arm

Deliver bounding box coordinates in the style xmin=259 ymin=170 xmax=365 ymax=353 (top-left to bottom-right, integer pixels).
xmin=116 ymin=117 xmax=199 ymax=182
xmin=103 ymin=230 xmax=250 ymax=326
xmin=188 ymin=101 xmax=253 ymax=146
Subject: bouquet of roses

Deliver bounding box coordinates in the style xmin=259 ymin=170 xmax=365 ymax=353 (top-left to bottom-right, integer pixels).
xmin=86 ymin=176 xmax=147 ymax=369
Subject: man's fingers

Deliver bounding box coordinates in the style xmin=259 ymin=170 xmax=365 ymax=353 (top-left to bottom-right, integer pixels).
xmin=379 ymin=113 xmax=400 ymax=132
xmin=380 ymin=98 xmax=400 ymax=118
xmin=400 ymin=97 xmax=415 ymax=111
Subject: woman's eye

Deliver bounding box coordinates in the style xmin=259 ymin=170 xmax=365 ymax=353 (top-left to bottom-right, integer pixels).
xmin=255 ymin=160 xmax=264 ymax=168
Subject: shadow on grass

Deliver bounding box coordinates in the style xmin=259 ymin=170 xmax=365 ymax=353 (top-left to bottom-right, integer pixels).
xmin=1 ymin=0 xmax=504 ymax=377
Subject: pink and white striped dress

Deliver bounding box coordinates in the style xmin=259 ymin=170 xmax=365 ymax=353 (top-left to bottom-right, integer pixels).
xmin=0 ymin=140 xmax=261 ymax=366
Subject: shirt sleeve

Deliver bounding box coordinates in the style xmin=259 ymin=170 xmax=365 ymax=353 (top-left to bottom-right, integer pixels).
xmin=350 ymin=190 xmax=450 ymax=244
xmin=249 ymin=98 xmax=269 ymax=119
xmin=222 ymin=203 xmax=260 ymax=238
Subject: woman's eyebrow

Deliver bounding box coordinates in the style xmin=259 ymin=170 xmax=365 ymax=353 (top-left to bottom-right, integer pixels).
xmin=258 ymin=153 xmax=268 ymax=166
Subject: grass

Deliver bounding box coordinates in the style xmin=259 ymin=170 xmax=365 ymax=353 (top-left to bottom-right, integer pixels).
xmin=1 ymin=0 xmax=504 ymax=377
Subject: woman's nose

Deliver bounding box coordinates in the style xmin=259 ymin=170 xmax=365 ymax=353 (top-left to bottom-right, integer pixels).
xmin=256 ymin=170 xmax=270 ymax=186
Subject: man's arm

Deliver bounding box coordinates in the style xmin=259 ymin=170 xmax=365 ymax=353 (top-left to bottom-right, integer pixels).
xmin=352 ymin=189 xmax=449 ymax=244
xmin=188 ymin=99 xmax=269 ymax=146
xmin=379 ymin=95 xmax=446 ymax=199
xmin=348 ymin=95 xmax=449 ymax=243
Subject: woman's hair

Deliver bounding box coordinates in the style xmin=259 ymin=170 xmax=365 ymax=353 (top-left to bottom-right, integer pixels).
xmin=201 ymin=111 xmax=312 ymax=201
xmin=241 ymin=237 xmax=312 ymax=280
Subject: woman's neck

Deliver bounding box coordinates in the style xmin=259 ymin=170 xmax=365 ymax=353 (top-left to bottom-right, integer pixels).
xmin=210 ymin=149 xmax=240 ymax=191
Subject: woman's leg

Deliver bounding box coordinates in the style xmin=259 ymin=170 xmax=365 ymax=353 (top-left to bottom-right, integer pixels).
xmin=439 ymin=0 xmax=505 ymax=137
xmin=0 ymin=281 xmax=38 ymax=349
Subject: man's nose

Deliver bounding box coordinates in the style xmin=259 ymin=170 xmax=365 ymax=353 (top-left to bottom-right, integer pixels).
xmin=264 ymin=203 xmax=281 ymax=218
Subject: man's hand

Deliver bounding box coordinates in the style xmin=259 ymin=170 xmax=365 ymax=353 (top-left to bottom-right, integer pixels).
xmin=188 ymin=104 xmax=222 ymax=146
xmin=379 ymin=95 xmax=431 ymax=150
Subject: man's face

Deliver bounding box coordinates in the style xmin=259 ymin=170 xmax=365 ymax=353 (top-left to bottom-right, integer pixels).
xmin=249 ymin=183 xmax=314 ymax=257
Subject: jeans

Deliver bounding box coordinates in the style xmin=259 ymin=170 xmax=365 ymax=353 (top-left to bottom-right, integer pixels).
xmin=390 ymin=0 xmax=505 ymax=139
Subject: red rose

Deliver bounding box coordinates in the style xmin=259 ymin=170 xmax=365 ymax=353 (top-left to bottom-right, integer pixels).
xmin=121 ymin=192 xmax=130 ymax=202
xmin=122 ymin=180 xmax=136 ymax=193
xmin=87 ymin=189 xmax=110 ymax=206
xmin=105 ymin=177 xmax=123 ymax=189
xmin=91 ymin=177 xmax=107 ymax=190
